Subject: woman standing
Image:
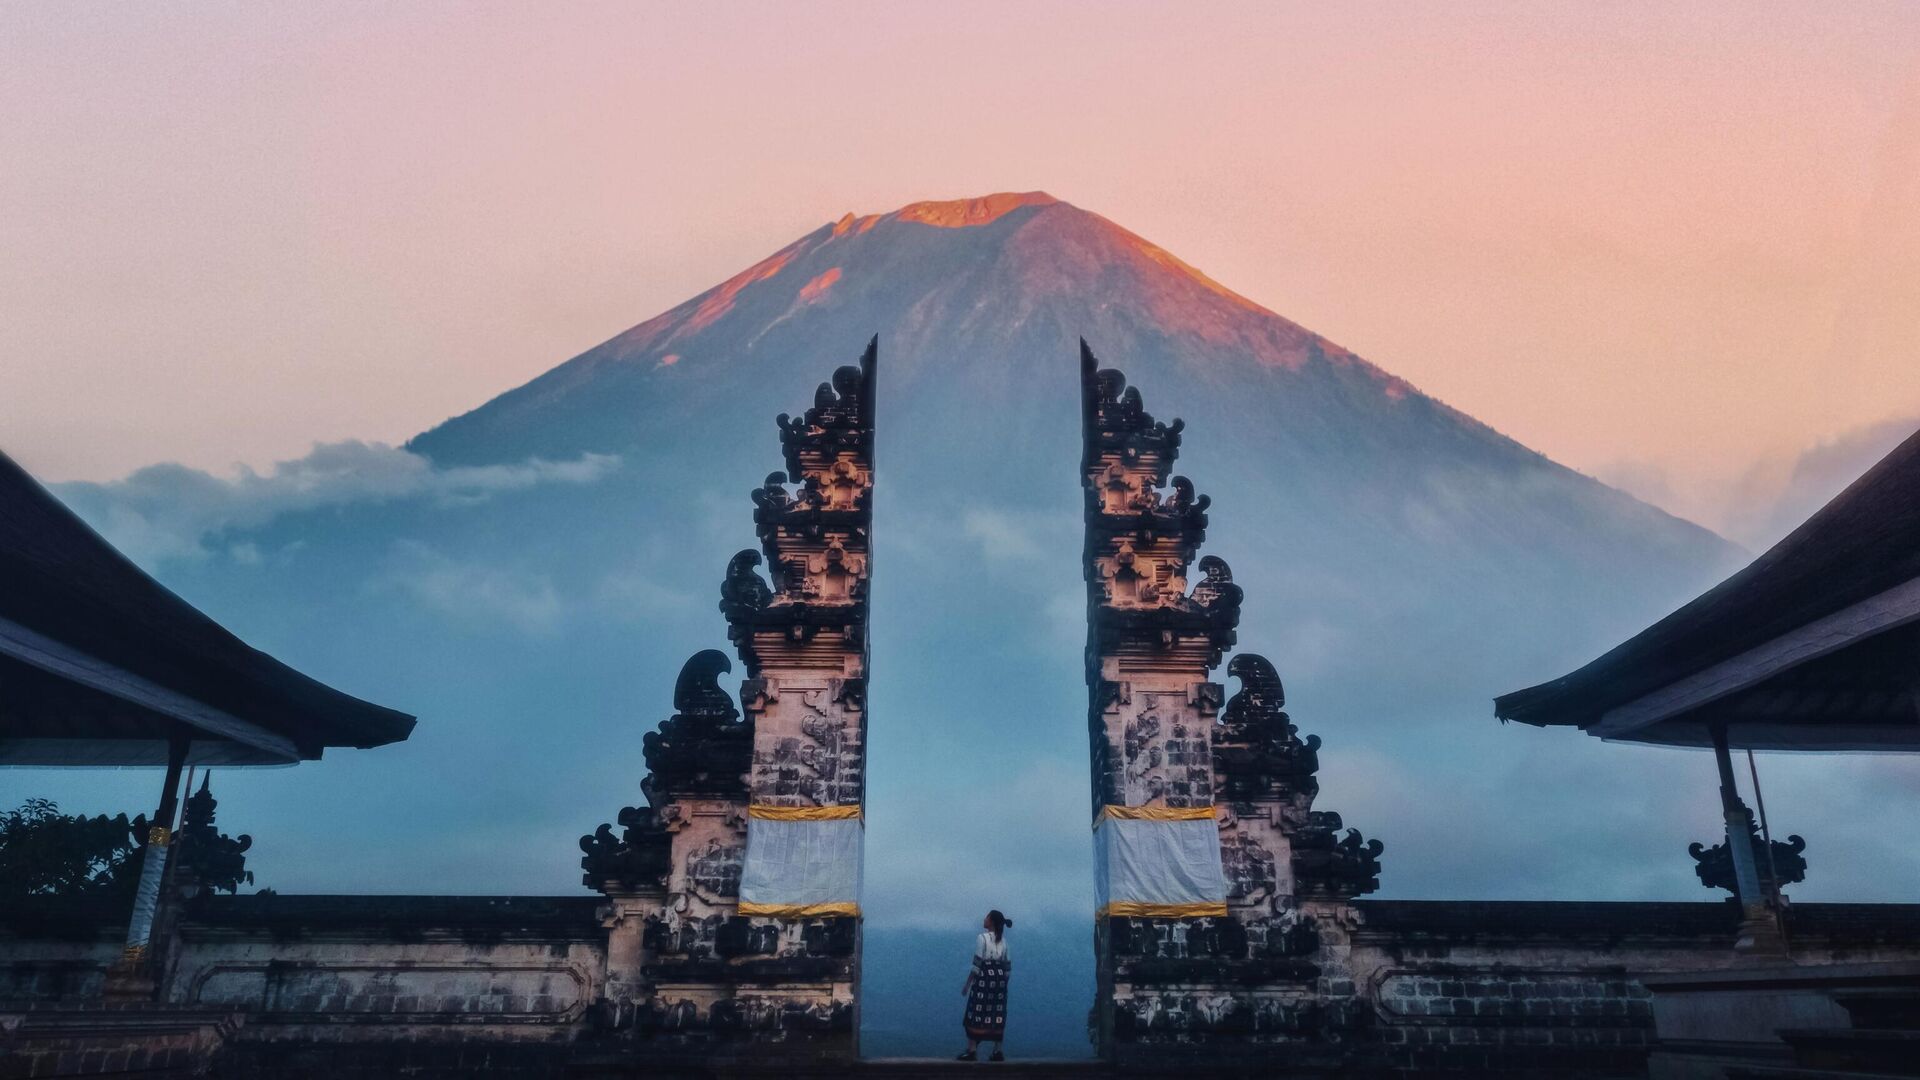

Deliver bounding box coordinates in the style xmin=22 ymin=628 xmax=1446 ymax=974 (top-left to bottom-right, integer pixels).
xmin=958 ymin=909 xmax=1012 ymax=1062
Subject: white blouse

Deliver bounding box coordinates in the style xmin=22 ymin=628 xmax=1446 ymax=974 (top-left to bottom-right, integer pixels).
xmin=975 ymin=931 xmax=1009 ymax=962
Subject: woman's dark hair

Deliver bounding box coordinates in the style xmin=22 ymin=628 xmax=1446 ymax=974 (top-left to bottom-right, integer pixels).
xmin=987 ymin=909 xmax=1012 ymax=941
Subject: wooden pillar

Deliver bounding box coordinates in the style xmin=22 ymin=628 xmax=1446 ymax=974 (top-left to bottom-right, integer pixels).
xmin=1711 ymin=724 xmax=1783 ymax=954
xmin=104 ymin=736 xmax=188 ymax=999
xmin=124 ymin=739 xmax=188 ymax=961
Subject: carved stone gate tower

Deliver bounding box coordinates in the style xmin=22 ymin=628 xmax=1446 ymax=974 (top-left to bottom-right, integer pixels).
xmin=1080 ymin=342 xmax=1385 ymax=1065
xmin=581 ymin=339 xmax=874 ymax=1064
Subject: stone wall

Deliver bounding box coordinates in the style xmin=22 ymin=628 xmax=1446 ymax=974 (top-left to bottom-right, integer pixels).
xmin=1347 ymin=900 xmax=1920 ymax=1074
xmin=8 ymin=881 xmax=1920 ymax=1074
xmin=0 ymin=894 xmax=604 ymax=1078
xmin=0 ymin=899 xmax=121 ymax=1006
xmin=1095 ymin=899 xmax=1920 ymax=1074
xmin=168 ymin=895 xmax=601 ymax=1039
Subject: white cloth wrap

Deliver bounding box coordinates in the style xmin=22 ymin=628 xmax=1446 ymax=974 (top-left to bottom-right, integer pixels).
xmin=738 ymin=817 xmax=864 ymax=912
xmin=124 ymin=839 xmax=170 ymax=949
xmin=1092 ymin=815 xmax=1228 ymax=913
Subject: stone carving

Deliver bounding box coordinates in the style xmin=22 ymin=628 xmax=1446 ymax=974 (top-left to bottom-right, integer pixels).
xmin=1292 ymin=812 xmax=1385 ymax=899
xmin=714 ymin=915 xmax=780 ymax=957
xmin=776 ymin=342 xmax=874 ymax=479
xmin=1189 ymin=556 xmax=1243 ymax=620
xmin=719 ymin=550 xmax=773 ymax=623
xmin=1166 ymin=475 xmax=1208 ymax=516
xmin=741 ymin=677 xmax=863 ymax=807
xmin=751 ymin=471 xmax=795 ymax=515
xmin=641 ymin=993 xmax=854 ymax=1041
xmin=174 ymin=774 xmax=253 ymax=895
xmin=685 ymin=839 xmax=744 ymax=903
xmin=725 ymin=351 xmax=875 ymax=682
xmin=583 ymin=649 xmax=751 ymax=894
xmin=579 ymin=804 xmax=673 ymax=892
xmin=640 ymin=651 xmax=750 ymax=805
xmin=1214 ymin=653 xmax=1322 ymax=802
xmin=1081 ymin=342 xmax=1185 ymax=467
xmin=1186 ymin=556 xmax=1243 ymax=661
xmin=1114 ymin=693 xmax=1218 ymax=807
xmin=1110 ymin=911 xmax=1320 ymax=973
xmin=1221 ymin=832 xmax=1279 ymax=906
xmin=1112 ymin=992 xmax=1327 ymax=1041
xmin=1082 ymin=361 xmax=1237 ymax=661
xmin=1690 ymin=825 xmax=1808 ymax=895
xmin=1220 ymin=655 xmax=1284 ymax=729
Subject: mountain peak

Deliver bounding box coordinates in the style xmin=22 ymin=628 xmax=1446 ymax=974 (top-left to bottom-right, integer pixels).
xmin=442 ymin=188 xmax=1444 ymax=437
xmin=891 ymin=190 xmax=1060 ymax=227
xmin=834 ymin=191 xmax=1060 ymax=236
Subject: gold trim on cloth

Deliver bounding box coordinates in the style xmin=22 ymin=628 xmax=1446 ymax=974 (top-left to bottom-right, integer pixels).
xmin=1094 ymin=804 xmax=1217 ymax=826
xmin=736 ymin=901 xmax=862 ymax=918
xmin=1097 ymin=901 xmax=1229 ymax=919
xmin=747 ymin=804 xmax=863 ymax=821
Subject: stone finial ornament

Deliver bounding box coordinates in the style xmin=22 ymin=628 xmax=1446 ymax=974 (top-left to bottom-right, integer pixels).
xmin=1081 ymin=340 xmax=1185 ymax=468
xmin=1690 ymin=826 xmax=1808 ymax=896
xmin=640 ymin=650 xmax=750 ymax=805
xmin=579 ymin=804 xmax=673 ymax=892
xmin=1214 ymin=653 xmax=1322 ymax=802
xmin=1292 ymin=811 xmax=1385 ymax=899
xmin=175 ymin=774 xmax=253 ymax=895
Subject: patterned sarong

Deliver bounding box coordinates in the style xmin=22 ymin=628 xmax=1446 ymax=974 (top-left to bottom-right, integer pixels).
xmin=963 ymin=954 xmax=1010 ymax=1040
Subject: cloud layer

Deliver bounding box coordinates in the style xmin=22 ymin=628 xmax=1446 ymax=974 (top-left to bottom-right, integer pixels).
xmin=1601 ymin=415 xmax=1919 ymax=551
xmin=54 ymin=440 xmax=619 ymax=565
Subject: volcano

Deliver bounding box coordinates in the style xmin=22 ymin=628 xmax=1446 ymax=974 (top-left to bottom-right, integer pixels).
xmin=57 ymin=193 xmax=1746 ymax=1057
xmin=420 ymin=193 xmax=1554 ymax=476
xmin=413 ymin=190 xmax=1429 ymax=464
xmin=410 ymin=190 xmax=1732 ymax=643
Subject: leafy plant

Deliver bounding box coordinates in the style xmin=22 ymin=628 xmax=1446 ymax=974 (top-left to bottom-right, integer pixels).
xmin=0 ymin=798 xmax=145 ymax=899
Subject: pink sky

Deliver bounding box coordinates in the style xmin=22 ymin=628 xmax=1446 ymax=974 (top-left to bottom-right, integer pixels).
xmin=3 ymin=3 xmax=1916 ymax=532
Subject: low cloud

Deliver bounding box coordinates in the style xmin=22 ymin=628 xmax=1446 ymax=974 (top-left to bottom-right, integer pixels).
xmin=961 ymin=507 xmax=1048 ymax=563
xmin=594 ymin=565 xmax=704 ymax=620
xmin=1598 ymin=416 xmax=1918 ymax=551
xmin=865 ymin=758 xmax=1093 ymax=929
xmin=1043 ymin=586 xmax=1086 ymax=649
xmin=1591 ymin=459 xmax=1681 ymax=517
xmin=371 ymin=540 xmax=565 ymax=634
xmin=1723 ymin=416 xmax=1919 ymax=550
xmin=54 ymin=441 xmax=619 ymax=566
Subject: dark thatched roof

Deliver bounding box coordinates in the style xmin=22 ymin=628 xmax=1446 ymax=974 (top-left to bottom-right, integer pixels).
xmin=0 ymin=450 xmax=415 ymax=765
xmin=1495 ymin=427 xmax=1920 ymax=749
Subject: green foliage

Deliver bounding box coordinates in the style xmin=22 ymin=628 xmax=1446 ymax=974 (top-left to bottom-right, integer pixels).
xmin=0 ymin=798 xmax=145 ymax=899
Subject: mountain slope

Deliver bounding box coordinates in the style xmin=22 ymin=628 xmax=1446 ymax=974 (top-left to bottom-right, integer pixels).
xmin=420 ymin=193 xmax=1531 ymax=469
xmin=411 ymin=190 xmax=1731 ymax=623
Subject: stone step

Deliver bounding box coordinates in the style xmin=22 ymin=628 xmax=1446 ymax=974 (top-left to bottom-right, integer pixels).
xmin=855 ymin=1059 xmax=1109 ymax=1077
xmin=565 ymin=1055 xmax=1115 ymax=1079
xmin=862 ymin=1058 xmax=1362 ymax=1080
xmin=1728 ymin=1068 xmax=1920 ymax=1080
xmin=567 ymin=1057 xmax=1332 ymax=1079
xmin=1777 ymin=1028 xmax=1920 ymax=1076
xmin=1834 ymin=988 xmax=1920 ymax=1030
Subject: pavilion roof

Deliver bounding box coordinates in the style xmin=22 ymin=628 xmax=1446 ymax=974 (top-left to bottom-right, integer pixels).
xmin=1495 ymin=426 xmax=1920 ymax=749
xmin=0 ymin=450 xmax=415 ymax=765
